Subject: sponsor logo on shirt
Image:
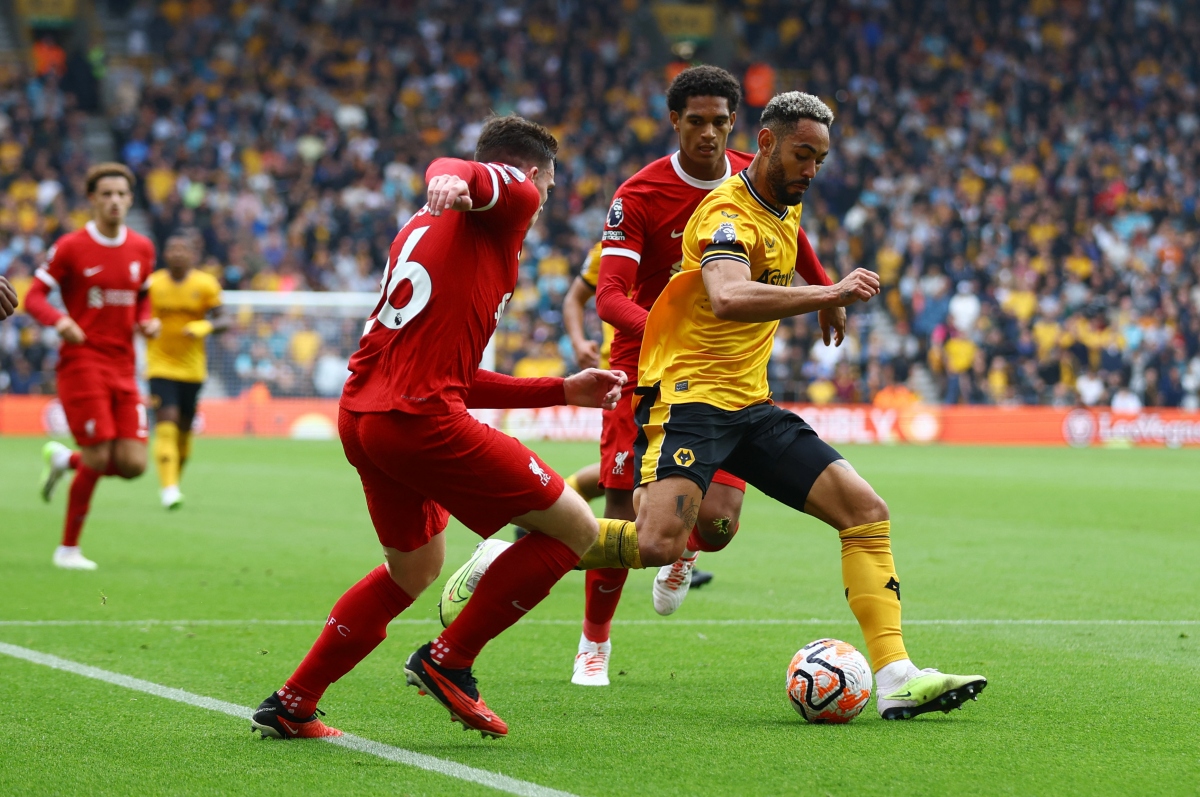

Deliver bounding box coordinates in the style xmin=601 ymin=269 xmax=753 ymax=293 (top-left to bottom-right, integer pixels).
xmin=755 ymin=268 xmax=794 ymax=286
xmin=87 ymin=287 xmax=138 ymax=308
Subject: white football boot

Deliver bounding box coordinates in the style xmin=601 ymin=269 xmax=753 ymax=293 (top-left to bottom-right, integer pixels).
xmin=652 ymin=552 xmax=698 ymax=615
xmin=40 ymin=441 xmax=73 ymax=502
xmin=161 ymin=485 xmax=184 ymax=510
xmin=438 ymin=538 xmax=512 ymax=627
xmin=571 ymin=633 xmax=611 ymax=686
xmin=53 ymin=545 xmax=98 ymax=571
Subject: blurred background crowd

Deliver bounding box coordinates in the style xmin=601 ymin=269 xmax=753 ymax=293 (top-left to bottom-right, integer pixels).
xmin=1 ymin=0 xmax=1198 ymax=411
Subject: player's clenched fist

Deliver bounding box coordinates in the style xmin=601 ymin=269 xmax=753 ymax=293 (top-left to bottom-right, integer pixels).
xmin=833 ymin=268 xmax=881 ymax=305
xmin=0 ymin=275 xmax=16 ymax=320
xmin=426 ymin=174 xmax=473 ymax=216
xmin=564 ymin=368 xmax=628 ymax=410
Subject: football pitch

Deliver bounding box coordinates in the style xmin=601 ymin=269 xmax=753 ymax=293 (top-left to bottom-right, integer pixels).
xmin=1 ymin=436 xmax=1197 ymax=796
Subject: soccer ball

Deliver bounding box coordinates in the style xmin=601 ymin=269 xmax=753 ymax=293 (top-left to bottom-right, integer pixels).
xmin=786 ymin=638 xmax=873 ymax=723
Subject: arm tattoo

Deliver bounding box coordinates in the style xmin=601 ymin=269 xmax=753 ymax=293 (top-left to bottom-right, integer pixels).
xmin=675 ymin=494 xmax=700 ymax=530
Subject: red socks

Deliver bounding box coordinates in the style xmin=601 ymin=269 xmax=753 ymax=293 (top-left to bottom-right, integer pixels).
xmin=68 ymin=451 xmax=82 ymax=469
xmin=62 ymin=465 xmax=101 ymax=547
xmin=434 ymin=531 xmax=579 ymax=670
xmin=687 ymin=521 xmax=739 ymax=553
xmin=282 ymin=564 xmax=414 ymax=717
xmin=583 ymin=568 xmax=629 ymax=643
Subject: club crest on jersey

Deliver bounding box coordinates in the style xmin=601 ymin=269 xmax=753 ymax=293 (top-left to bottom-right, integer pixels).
xmin=130 ymin=262 xmax=141 ymax=282
xmin=529 ymin=457 xmax=551 ymax=486
xmin=612 ymin=450 xmax=628 ymax=475
xmin=607 ymin=198 xmax=624 ymax=228
xmin=712 ymin=222 xmax=737 ymax=244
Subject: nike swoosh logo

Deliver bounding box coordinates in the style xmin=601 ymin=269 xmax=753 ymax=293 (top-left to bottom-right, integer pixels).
xmin=83 ymin=267 xmax=103 ymax=276
xmin=890 ymin=691 xmax=914 ymax=699
xmin=670 ymin=230 xmax=684 ymax=238
xmin=597 ymin=585 xmax=620 ymax=593
xmin=512 ymin=601 xmax=532 ymax=612
xmin=278 ymin=718 xmax=300 ymax=734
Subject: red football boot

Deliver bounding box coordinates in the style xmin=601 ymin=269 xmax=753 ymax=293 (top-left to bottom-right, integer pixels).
xmin=404 ymin=643 xmax=508 ymax=738
xmin=250 ymin=693 xmax=342 ymax=739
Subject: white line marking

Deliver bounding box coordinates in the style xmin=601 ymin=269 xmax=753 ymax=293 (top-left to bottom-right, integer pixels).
xmin=0 ymin=642 xmax=580 ymax=797
xmin=1 ymin=618 xmax=1197 ymax=628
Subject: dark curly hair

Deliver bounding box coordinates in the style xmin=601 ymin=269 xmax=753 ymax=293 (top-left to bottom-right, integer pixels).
xmin=475 ymin=115 xmax=559 ymax=169
xmin=666 ymin=65 xmax=742 ymax=115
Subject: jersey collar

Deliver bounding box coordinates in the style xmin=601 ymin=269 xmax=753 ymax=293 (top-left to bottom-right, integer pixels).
xmin=670 ymin=151 xmax=731 ymax=190
xmin=85 ymin=220 xmax=128 ymax=247
xmin=737 ymin=170 xmax=788 ymax=220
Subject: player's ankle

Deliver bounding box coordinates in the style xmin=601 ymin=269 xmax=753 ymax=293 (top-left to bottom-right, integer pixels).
xmin=582 ymin=619 xmax=611 ymax=644
xmin=874 ymin=658 xmax=917 ymax=694
xmin=277 ymin=682 xmax=320 ymax=718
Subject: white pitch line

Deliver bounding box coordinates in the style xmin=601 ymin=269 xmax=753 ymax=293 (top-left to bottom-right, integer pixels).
xmin=0 ymin=618 xmax=1197 ymax=628
xmin=0 ymin=641 xmax=580 ymax=797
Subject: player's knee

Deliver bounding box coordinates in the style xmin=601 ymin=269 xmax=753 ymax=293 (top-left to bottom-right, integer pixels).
xmin=117 ymin=459 xmax=146 ymax=479
xmin=80 ymin=447 xmax=111 ymax=473
xmin=390 ymin=561 xmax=440 ymax=597
xmin=638 ymin=528 xmax=687 ymax=568
xmin=846 ymin=489 xmax=889 ymax=527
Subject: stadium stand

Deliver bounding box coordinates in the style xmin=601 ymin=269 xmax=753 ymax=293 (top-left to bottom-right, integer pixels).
xmin=1 ymin=0 xmax=1198 ymax=411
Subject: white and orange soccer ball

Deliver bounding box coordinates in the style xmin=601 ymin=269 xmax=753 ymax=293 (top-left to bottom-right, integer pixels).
xmin=786 ymin=638 xmax=873 ymax=723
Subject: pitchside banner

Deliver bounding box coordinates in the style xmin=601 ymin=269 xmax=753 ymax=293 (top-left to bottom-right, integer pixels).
xmin=2 ymin=395 xmax=1198 ymax=448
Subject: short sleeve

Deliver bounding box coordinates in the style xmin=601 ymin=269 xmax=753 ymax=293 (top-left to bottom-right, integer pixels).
xmin=696 ymin=200 xmax=758 ymax=268
xmin=35 ymin=239 xmax=70 ymax=290
xmin=599 ymin=190 xmax=644 ymax=264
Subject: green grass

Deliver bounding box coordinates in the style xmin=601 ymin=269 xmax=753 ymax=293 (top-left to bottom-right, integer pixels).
xmin=1 ymin=436 xmax=1198 ymax=796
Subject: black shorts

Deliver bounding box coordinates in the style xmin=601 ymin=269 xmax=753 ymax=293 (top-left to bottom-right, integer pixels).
xmin=633 ymin=385 xmax=843 ymax=512
xmin=148 ymin=378 xmax=203 ymax=430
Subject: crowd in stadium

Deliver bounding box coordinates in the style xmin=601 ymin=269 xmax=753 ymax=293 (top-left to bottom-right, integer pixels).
xmin=2 ymin=0 xmax=1198 ymax=411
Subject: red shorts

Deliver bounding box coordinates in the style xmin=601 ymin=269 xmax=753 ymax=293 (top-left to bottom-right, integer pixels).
xmin=339 ymin=406 xmax=566 ymax=552
xmin=57 ymin=361 xmax=147 ymax=447
xmin=600 ymin=383 xmax=746 ymax=493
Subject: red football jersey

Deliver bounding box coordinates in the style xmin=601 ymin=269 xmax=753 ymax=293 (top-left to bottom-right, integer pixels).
xmin=341 ymin=158 xmax=542 ymax=415
xmin=34 ymin=222 xmax=155 ymax=371
xmin=597 ymin=150 xmax=755 ymax=374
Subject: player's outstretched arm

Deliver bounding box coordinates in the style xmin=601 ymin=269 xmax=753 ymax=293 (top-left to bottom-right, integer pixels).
xmin=702 ymin=258 xmax=879 ymax=324
xmin=563 ymin=276 xmax=600 ymax=369
xmin=563 ymin=368 xmax=626 ymax=410
xmin=0 ymin=276 xmax=16 ymax=320
xmin=466 ymin=368 xmax=626 ymax=410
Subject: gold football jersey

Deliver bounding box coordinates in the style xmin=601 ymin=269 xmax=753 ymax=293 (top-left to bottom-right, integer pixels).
xmin=579 ymin=242 xmax=615 ymax=370
xmin=639 ymin=171 xmax=802 ymax=410
xmin=146 ymin=269 xmax=222 ymax=382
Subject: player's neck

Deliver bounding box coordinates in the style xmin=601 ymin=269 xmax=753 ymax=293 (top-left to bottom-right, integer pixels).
xmin=169 ymin=268 xmax=190 ymax=284
xmin=92 ymin=217 xmax=124 ymax=240
xmin=676 ymin=149 xmax=727 ymax=183
xmin=746 ymin=156 xmax=786 ymax=213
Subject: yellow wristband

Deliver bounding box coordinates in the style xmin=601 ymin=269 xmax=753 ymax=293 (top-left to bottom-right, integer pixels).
xmin=183 ymin=320 xmax=214 ymax=337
